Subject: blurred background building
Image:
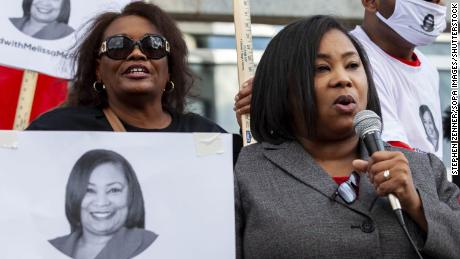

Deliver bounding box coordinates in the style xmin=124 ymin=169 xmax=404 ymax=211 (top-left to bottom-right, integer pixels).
xmin=148 ymin=0 xmax=452 ymax=168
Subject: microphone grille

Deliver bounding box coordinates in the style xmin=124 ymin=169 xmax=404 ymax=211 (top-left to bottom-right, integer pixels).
xmin=353 ymin=110 xmax=382 ymax=138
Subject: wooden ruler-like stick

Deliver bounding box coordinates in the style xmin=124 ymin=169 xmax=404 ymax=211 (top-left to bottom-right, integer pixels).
xmin=13 ymin=70 xmax=38 ymax=130
xmin=233 ymin=0 xmax=256 ymax=146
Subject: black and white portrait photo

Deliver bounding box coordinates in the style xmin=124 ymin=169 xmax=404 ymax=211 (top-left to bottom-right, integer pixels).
xmin=49 ymin=149 xmax=157 ymax=259
xmin=9 ymin=0 xmax=75 ymax=40
xmin=0 ymin=131 xmax=235 ymax=259
xmin=419 ymin=104 xmax=439 ymax=151
xmin=0 ymin=0 xmax=131 ymax=78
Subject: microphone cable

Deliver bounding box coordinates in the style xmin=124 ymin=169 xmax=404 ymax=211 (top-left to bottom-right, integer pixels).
xmin=393 ymin=208 xmax=424 ymax=259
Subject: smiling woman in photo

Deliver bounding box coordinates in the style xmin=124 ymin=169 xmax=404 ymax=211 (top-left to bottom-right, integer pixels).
xmin=49 ymin=149 xmax=157 ymax=259
xmin=10 ymin=0 xmax=74 ymax=40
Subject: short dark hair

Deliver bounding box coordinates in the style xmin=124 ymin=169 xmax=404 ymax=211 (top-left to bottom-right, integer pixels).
xmin=22 ymin=0 xmax=71 ymax=24
xmin=67 ymin=1 xmax=192 ymax=114
xmin=65 ymin=149 xmax=145 ymax=232
xmin=250 ymin=15 xmax=381 ymax=144
xmin=419 ymin=105 xmax=434 ymax=122
xmin=442 ymin=106 xmax=451 ymax=141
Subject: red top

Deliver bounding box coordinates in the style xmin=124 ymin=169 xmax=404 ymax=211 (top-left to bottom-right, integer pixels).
xmin=332 ymin=176 xmax=350 ymax=185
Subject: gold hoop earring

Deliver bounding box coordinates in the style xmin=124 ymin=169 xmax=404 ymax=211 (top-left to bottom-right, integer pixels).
xmin=93 ymin=81 xmax=106 ymax=92
xmin=163 ymin=80 xmax=175 ymax=93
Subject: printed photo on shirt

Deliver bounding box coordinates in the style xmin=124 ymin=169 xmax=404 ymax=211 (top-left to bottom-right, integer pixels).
xmin=419 ymin=104 xmax=439 ymax=151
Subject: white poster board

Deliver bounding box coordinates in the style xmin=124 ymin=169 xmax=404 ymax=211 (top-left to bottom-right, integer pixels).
xmin=0 ymin=0 xmax=131 ymax=79
xmin=0 ymin=131 xmax=235 ymax=259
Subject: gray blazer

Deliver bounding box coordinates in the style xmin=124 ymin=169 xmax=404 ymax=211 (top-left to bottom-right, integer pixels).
xmin=235 ymin=141 xmax=460 ymax=259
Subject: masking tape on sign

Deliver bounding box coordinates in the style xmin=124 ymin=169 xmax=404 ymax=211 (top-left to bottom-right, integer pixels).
xmin=0 ymin=131 xmax=19 ymax=149
xmin=193 ymin=133 xmax=224 ymax=157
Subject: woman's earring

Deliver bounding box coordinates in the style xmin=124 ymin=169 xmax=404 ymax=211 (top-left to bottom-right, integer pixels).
xmin=163 ymin=80 xmax=175 ymax=93
xmin=93 ymin=81 xmax=106 ymax=92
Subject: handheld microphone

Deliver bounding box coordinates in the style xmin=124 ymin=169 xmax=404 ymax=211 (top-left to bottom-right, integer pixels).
xmin=353 ymin=110 xmax=401 ymax=211
xmin=353 ymin=110 xmax=424 ymax=259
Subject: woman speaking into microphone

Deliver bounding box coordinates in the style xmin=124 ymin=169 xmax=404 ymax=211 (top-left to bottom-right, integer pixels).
xmin=234 ymin=15 xmax=460 ymax=259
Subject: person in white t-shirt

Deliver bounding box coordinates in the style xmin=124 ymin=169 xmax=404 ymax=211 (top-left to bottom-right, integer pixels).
xmin=350 ymin=0 xmax=447 ymax=159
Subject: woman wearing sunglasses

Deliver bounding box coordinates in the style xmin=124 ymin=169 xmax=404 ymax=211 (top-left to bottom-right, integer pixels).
xmin=27 ymin=2 xmax=245 ymax=152
xmin=235 ymin=16 xmax=460 ymax=259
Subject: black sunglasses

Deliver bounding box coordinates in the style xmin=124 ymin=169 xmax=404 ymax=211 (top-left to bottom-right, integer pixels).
xmin=336 ymin=172 xmax=359 ymax=204
xmin=99 ymin=34 xmax=170 ymax=60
